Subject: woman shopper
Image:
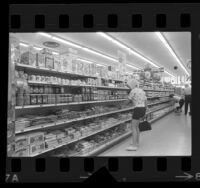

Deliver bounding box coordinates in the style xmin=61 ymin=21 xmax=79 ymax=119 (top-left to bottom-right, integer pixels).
xmin=184 ymin=84 xmax=191 ymax=115
xmin=124 ymin=79 xmax=147 ymax=151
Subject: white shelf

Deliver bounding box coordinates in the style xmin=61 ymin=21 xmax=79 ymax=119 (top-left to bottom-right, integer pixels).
xmin=29 ymin=118 xmax=132 ymax=157
xmin=15 ymin=101 xmax=173 ymax=134
xmin=15 ymin=99 xmax=127 ymax=110
xmin=30 ymin=107 xmax=173 ymax=157
xmin=16 ymin=63 xmax=124 ymax=82
xmin=148 ymin=100 xmax=171 ymax=106
xmin=71 ymin=131 xmax=132 ymax=157
xmin=144 ymin=89 xmax=174 ymax=92
xmin=28 ymin=81 xmax=129 ymax=90
xmin=15 ymin=107 xmax=135 ymax=134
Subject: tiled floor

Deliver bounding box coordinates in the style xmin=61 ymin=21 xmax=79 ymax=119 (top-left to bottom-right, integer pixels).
xmin=99 ymin=112 xmax=191 ymax=156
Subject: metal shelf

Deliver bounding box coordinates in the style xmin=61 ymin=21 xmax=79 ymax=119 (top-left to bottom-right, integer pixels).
xmin=28 ymin=81 xmax=130 ymax=90
xmin=15 ymin=101 xmax=172 ymax=134
xmin=15 ymin=99 xmax=127 ymax=110
xmin=16 ymin=63 xmax=124 ymax=82
xmin=15 ymin=107 xmax=135 ymax=134
xmin=29 ymin=118 xmax=132 ymax=157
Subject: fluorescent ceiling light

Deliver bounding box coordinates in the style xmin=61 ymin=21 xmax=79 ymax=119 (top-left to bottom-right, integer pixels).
xmin=77 ymin=58 xmax=93 ymax=64
xmin=98 ymin=32 xmax=130 ymax=51
xmin=126 ymin=64 xmax=139 ymax=70
xmin=33 ymin=46 xmax=43 ymax=50
xmin=82 ymin=47 xmax=118 ymax=62
xmin=97 ymin=32 xmax=159 ymax=68
xmin=155 ymin=32 xmax=190 ymax=76
xmin=52 ymin=36 xmax=82 ymax=49
xmin=96 ymin=63 xmax=107 ymax=67
xmin=52 ymin=52 xmax=59 ymax=55
xmin=164 ymin=70 xmax=175 ymax=78
xmin=37 ymin=32 xmax=52 ymax=38
xmin=19 ymin=42 xmax=29 ymax=47
xmin=78 ymin=58 xmax=107 ymax=67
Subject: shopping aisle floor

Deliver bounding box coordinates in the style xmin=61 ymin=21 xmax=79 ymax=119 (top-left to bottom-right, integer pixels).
xmin=99 ymin=112 xmax=191 ymax=156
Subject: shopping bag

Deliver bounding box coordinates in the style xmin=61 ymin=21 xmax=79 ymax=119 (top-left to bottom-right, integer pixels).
xmin=139 ymin=117 xmax=152 ymax=132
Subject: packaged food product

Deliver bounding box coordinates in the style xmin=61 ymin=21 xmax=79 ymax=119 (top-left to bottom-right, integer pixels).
xmin=16 ymin=92 xmax=24 ymax=106
xmin=38 ymin=86 xmax=44 ymax=94
xmin=54 ymin=55 xmax=61 ymax=71
xmin=29 ymin=142 xmax=45 ymax=155
xmin=45 ymin=56 xmax=54 ymax=69
xmin=14 ymin=146 xmax=30 ymax=157
xmin=37 ymin=95 xmax=42 ymax=104
xmin=20 ymin=51 xmax=37 ymax=66
xmin=48 ymin=94 xmax=56 ymax=104
xmin=42 ymin=95 xmax=48 ymax=104
xmin=71 ymin=59 xmax=77 ymax=73
xmin=23 ymin=93 xmax=30 ymax=105
xmin=27 ymin=132 xmax=45 ymax=145
xmin=35 ymin=75 xmax=41 ymax=82
xmin=30 ymin=95 xmax=37 ymax=105
xmin=15 ymin=136 xmax=29 ymax=150
xmin=36 ymin=53 xmax=45 ymax=68
xmin=61 ymin=56 xmax=69 ymax=72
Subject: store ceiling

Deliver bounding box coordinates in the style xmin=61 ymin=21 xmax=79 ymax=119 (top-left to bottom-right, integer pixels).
xmin=11 ymin=32 xmax=191 ymax=77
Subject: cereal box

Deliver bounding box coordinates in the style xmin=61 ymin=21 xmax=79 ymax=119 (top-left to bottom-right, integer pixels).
xmin=29 ymin=142 xmax=45 ymax=155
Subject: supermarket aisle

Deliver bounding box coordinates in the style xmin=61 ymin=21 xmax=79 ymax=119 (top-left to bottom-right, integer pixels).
xmin=100 ymin=112 xmax=191 ymax=156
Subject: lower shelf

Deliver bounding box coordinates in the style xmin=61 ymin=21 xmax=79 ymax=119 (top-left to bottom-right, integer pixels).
xmin=74 ymin=108 xmax=174 ymax=156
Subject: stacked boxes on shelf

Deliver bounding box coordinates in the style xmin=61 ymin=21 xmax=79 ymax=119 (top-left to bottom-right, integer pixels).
xmin=14 ymin=132 xmax=45 ymax=156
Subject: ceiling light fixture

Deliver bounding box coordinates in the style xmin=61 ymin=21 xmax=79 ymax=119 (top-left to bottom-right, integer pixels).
xmin=37 ymin=32 xmax=52 ymax=38
xmin=97 ymin=32 xmax=160 ymax=68
xmin=164 ymin=70 xmax=176 ymax=78
xmin=82 ymin=47 xmax=118 ymax=62
xmin=52 ymin=36 xmax=82 ymax=49
xmin=52 ymin=52 xmax=59 ymax=55
xmin=126 ymin=64 xmax=140 ymax=70
xmin=33 ymin=46 xmax=43 ymax=51
xmin=78 ymin=58 xmax=107 ymax=67
xmin=155 ymin=32 xmax=190 ymax=76
xmin=19 ymin=42 xmax=29 ymax=47
xmin=77 ymin=58 xmax=93 ymax=64
xmin=96 ymin=63 xmax=107 ymax=67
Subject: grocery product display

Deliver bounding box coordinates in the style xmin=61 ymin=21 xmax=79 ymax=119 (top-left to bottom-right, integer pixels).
xmin=9 ymin=32 xmax=191 ymax=157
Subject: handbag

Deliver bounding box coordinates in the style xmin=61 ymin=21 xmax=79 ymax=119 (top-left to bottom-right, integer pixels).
xmin=139 ymin=116 xmax=152 ymax=132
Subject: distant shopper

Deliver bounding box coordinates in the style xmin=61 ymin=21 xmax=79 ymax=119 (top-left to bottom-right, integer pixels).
xmin=184 ymin=84 xmax=191 ymax=115
xmin=124 ymin=79 xmax=147 ymax=151
xmin=169 ymin=94 xmax=185 ymax=113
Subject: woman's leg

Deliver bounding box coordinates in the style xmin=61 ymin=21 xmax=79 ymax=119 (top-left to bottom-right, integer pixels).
xmin=127 ymin=119 xmax=139 ymax=150
xmin=136 ymin=121 xmax=140 ymax=146
xmin=131 ymin=119 xmax=139 ymax=147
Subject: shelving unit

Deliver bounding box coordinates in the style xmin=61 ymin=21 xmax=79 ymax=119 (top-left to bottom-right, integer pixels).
xmin=15 ymin=101 xmax=172 ymax=135
xmin=15 ymin=99 xmax=127 ymax=110
xmin=29 ymin=118 xmax=132 ymax=157
xmin=69 ymin=108 xmax=174 ymax=157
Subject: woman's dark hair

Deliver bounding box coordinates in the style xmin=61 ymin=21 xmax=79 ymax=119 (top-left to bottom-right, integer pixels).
xmin=169 ymin=94 xmax=174 ymax=98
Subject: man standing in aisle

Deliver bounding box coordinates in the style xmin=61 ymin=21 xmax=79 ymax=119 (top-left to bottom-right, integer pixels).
xmin=184 ymin=84 xmax=191 ymax=115
xmin=124 ymin=79 xmax=147 ymax=151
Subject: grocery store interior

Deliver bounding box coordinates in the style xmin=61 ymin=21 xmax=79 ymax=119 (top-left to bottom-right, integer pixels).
xmin=8 ymin=32 xmax=191 ymax=157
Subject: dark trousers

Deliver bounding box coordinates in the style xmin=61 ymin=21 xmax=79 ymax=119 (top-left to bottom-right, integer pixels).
xmin=177 ymin=99 xmax=185 ymax=111
xmin=185 ymin=95 xmax=191 ymax=115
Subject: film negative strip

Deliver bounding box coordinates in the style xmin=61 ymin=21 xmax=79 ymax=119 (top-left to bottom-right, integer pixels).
xmin=4 ymin=2 xmax=200 ymax=183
